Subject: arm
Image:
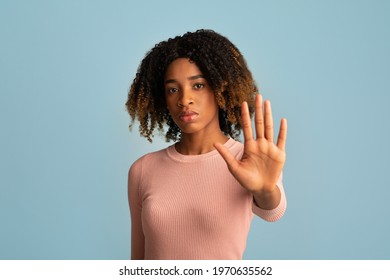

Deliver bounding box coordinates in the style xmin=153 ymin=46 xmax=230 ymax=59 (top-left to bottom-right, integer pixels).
xmin=253 ymin=184 xmax=281 ymax=210
xmin=214 ymin=94 xmax=288 ymax=221
xmin=128 ymin=160 xmax=145 ymax=260
xmin=252 ymin=173 xmax=287 ymax=222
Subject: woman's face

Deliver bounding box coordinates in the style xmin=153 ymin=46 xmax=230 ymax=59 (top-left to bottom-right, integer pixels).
xmin=164 ymin=58 xmax=220 ymax=137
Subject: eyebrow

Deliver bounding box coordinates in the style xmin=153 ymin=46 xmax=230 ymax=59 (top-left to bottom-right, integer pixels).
xmin=165 ymin=75 xmax=205 ymax=84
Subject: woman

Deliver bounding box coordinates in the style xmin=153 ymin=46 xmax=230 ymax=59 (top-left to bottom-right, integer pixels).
xmin=126 ymin=29 xmax=287 ymax=260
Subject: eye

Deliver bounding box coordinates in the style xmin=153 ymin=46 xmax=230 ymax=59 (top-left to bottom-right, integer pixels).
xmin=166 ymin=87 xmax=179 ymax=94
xmin=193 ymin=83 xmax=205 ymax=90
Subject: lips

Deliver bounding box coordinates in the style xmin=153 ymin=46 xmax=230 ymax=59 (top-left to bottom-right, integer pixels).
xmin=179 ymin=110 xmax=199 ymax=123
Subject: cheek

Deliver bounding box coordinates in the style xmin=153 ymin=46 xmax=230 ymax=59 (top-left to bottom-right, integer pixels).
xmin=206 ymin=94 xmax=219 ymax=111
xmin=165 ymin=97 xmax=179 ymax=118
xmin=165 ymin=95 xmax=175 ymax=109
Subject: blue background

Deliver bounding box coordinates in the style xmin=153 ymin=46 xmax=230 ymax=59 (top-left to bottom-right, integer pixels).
xmin=1 ymin=0 xmax=389 ymax=259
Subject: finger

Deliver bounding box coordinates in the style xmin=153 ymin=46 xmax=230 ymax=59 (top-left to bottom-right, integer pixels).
xmin=254 ymin=94 xmax=264 ymax=139
xmin=214 ymin=142 xmax=239 ymax=172
xmin=241 ymin=101 xmax=253 ymax=142
xmin=276 ymin=118 xmax=288 ymax=151
xmin=264 ymin=100 xmax=274 ymax=142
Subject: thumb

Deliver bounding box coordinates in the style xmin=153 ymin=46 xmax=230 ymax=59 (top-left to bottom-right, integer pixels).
xmin=214 ymin=142 xmax=238 ymax=171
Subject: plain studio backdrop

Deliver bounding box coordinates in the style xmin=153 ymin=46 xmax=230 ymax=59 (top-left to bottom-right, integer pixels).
xmin=1 ymin=0 xmax=389 ymax=259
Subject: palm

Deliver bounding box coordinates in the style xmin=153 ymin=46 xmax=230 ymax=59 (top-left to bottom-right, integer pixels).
xmin=215 ymin=94 xmax=287 ymax=193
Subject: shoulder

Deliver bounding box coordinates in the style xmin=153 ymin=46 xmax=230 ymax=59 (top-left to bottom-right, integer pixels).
xmin=128 ymin=146 xmax=171 ymax=193
xmin=228 ymin=138 xmax=244 ymax=159
xmin=129 ymin=145 xmax=171 ymax=175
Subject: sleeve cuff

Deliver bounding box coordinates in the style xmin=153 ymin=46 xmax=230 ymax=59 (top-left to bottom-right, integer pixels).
xmin=252 ymin=173 xmax=287 ymax=222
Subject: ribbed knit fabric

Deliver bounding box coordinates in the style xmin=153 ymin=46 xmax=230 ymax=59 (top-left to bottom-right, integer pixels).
xmin=128 ymin=138 xmax=287 ymax=260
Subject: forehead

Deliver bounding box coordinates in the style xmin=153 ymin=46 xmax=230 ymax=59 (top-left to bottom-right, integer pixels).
xmin=164 ymin=58 xmax=203 ymax=79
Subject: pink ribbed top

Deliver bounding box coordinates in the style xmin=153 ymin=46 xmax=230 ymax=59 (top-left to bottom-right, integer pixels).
xmin=128 ymin=138 xmax=287 ymax=260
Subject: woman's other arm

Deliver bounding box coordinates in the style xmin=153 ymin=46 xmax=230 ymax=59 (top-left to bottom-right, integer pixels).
xmin=128 ymin=159 xmax=145 ymax=260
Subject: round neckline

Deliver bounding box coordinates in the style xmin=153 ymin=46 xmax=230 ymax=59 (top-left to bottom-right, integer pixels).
xmin=166 ymin=138 xmax=236 ymax=162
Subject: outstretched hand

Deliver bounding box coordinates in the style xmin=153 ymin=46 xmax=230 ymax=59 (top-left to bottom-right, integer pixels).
xmin=214 ymin=94 xmax=287 ymax=200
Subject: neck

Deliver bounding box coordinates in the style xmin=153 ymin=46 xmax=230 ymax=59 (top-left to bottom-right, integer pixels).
xmin=175 ymin=131 xmax=229 ymax=155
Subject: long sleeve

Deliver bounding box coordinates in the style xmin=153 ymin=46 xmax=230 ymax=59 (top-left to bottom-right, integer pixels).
xmin=252 ymin=172 xmax=287 ymax=222
xmin=128 ymin=158 xmax=145 ymax=259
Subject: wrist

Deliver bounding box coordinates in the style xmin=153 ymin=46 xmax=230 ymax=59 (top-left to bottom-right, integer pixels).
xmin=253 ymin=185 xmax=281 ymax=210
xmin=253 ymin=184 xmax=278 ymax=197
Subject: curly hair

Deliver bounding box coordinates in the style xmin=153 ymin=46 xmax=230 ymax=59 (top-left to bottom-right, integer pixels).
xmin=126 ymin=29 xmax=258 ymax=142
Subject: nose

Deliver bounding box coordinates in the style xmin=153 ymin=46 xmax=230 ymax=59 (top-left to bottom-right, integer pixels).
xmin=177 ymin=88 xmax=194 ymax=107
